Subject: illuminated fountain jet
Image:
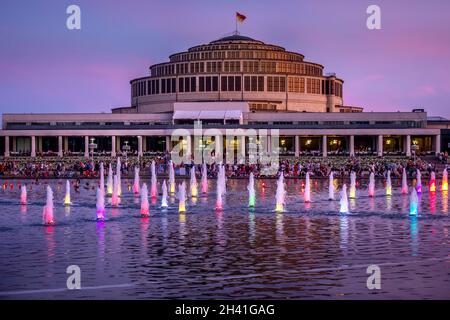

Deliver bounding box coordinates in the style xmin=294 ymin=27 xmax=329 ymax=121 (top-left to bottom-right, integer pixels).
xmin=410 ymin=187 xmax=419 ymax=216
xmin=107 ymin=163 xmax=113 ymax=195
xmin=140 ymin=183 xmax=150 ymax=217
xmin=219 ymin=165 xmax=226 ymax=195
xmin=64 ymin=180 xmax=71 ymax=205
xmin=328 ymin=171 xmax=335 ymax=200
xmin=178 ymin=181 xmax=187 ymax=213
xmin=20 ymin=185 xmax=27 ymax=205
xmin=429 ymin=171 xmax=436 ymax=192
xmin=99 ymin=162 xmax=105 ymax=193
xmin=150 ymin=161 xmax=157 ymax=198
xmin=169 ymin=160 xmax=176 ymax=194
xmin=96 ymin=187 xmax=105 ymax=221
xmin=339 ymin=184 xmax=349 ymax=214
xmin=133 ymin=166 xmax=140 ymax=194
xmin=368 ymin=172 xmax=375 ymax=197
xmin=416 ymin=169 xmax=422 ymax=194
xmin=116 ymin=157 xmax=122 ymax=196
xmin=386 ymin=170 xmax=392 ymax=196
xmin=111 ymin=175 xmax=120 ymax=206
xmin=442 ymin=168 xmax=448 ymax=191
xmin=248 ymin=172 xmax=256 ymax=207
xmin=190 ymin=166 xmax=198 ymax=197
xmin=161 ymin=180 xmax=168 ymax=208
xmin=349 ymin=171 xmax=357 ymax=199
xmin=401 ymin=168 xmax=408 ymax=194
xmin=201 ymin=162 xmax=208 ymax=194
xmin=275 ymin=173 xmax=286 ymax=212
xmin=304 ymin=172 xmax=311 ymax=203
xmin=42 ymin=185 xmax=55 ymax=225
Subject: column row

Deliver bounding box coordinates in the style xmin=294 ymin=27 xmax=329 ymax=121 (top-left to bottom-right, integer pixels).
xmin=0 ymin=134 xmax=442 ymax=157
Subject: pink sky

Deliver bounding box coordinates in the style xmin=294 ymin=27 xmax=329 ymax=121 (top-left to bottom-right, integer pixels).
xmin=1 ymin=0 xmax=449 ymax=117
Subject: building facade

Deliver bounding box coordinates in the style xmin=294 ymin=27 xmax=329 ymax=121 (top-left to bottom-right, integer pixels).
xmin=127 ymin=35 xmax=346 ymax=114
xmin=0 ymin=35 xmax=448 ymax=159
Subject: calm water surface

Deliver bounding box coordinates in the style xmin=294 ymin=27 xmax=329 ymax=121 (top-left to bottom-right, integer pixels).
xmin=0 ymin=177 xmax=449 ymax=299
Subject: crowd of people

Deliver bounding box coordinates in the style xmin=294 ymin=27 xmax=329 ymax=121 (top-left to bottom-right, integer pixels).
xmin=0 ymin=151 xmax=446 ymax=180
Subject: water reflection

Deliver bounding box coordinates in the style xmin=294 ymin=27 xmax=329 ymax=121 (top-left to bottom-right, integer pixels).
xmin=140 ymin=217 xmax=149 ymax=252
xmin=248 ymin=210 xmax=255 ymax=245
xmin=64 ymin=205 xmax=71 ymax=216
xmin=96 ymin=220 xmax=105 ymax=267
xmin=179 ymin=213 xmax=186 ymax=233
xmin=339 ymin=215 xmax=349 ymax=251
xmin=442 ymin=191 xmax=448 ymax=214
xmin=386 ymin=195 xmax=392 ymax=211
xmin=409 ymin=217 xmax=419 ymax=256
xmin=429 ymin=191 xmax=437 ymax=214
xmin=45 ymin=225 xmax=55 ymax=267
xmin=215 ymin=209 xmax=226 ymax=246
xmin=161 ymin=215 xmax=168 ymax=244
xmin=275 ymin=213 xmax=285 ymax=245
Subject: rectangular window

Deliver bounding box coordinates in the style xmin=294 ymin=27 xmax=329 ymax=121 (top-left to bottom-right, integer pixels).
xmin=228 ymin=76 xmax=234 ymax=91
xmin=206 ymin=76 xmax=212 ymax=92
xmin=184 ymin=77 xmax=190 ymax=92
xmin=166 ymin=79 xmax=171 ymax=93
xmin=235 ymin=76 xmax=241 ymax=91
xmin=221 ymin=76 xmax=227 ymax=91
xmin=212 ymin=76 xmax=218 ymax=91
xmin=199 ymin=76 xmax=205 ymax=92
xmin=172 ymin=78 xmax=176 ymax=93
xmin=244 ymin=76 xmax=251 ymax=91
xmin=251 ymin=76 xmax=257 ymax=91
xmin=161 ymin=79 xmax=166 ymax=94
xmin=190 ymin=77 xmax=196 ymax=92
xmin=179 ymin=78 xmax=184 ymax=93
xmin=258 ymin=76 xmax=264 ymax=91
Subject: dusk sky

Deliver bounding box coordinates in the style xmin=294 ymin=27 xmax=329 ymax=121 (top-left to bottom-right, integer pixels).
xmin=1 ymin=0 xmax=449 ymax=118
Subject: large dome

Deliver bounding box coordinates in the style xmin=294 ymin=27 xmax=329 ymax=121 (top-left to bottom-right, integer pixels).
xmin=130 ymin=34 xmax=344 ymax=114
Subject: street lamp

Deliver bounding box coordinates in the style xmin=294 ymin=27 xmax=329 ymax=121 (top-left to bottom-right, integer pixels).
xmin=88 ymin=138 xmax=97 ymax=160
xmin=411 ymin=144 xmax=419 ymax=164
xmin=122 ymin=140 xmax=131 ymax=160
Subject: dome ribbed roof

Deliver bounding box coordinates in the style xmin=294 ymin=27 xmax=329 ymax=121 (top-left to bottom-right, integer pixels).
xmin=210 ymin=34 xmax=264 ymax=44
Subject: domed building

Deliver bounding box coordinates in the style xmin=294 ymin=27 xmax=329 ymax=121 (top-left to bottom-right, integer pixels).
xmin=124 ymin=34 xmax=351 ymax=114
xmin=0 ymin=34 xmax=445 ymax=159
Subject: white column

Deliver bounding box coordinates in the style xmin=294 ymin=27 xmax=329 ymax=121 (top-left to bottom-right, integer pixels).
xmin=111 ymin=135 xmax=116 ymax=157
xmin=377 ymin=135 xmax=383 ymax=156
xmin=295 ymin=136 xmax=300 ymax=157
xmin=165 ymin=135 xmax=171 ymax=153
xmin=4 ymin=136 xmax=10 ymax=157
xmin=435 ymin=134 xmax=441 ymax=156
xmin=137 ymin=136 xmax=143 ymax=157
xmin=322 ymin=135 xmax=327 ymax=158
xmin=186 ymin=135 xmax=192 ymax=160
xmin=58 ymin=136 xmax=63 ymax=157
xmin=31 ymin=136 xmax=36 ymax=158
xmin=349 ymin=135 xmax=355 ymax=157
xmin=240 ymin=136 xmax=246 ymax=161
xmin=406 ymin=135 xmax=411 ymax=157
xmin=84 ymin=136 xmax=89 ymax=158
xmin=215 ymin=135 xmax=222 ymax=163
